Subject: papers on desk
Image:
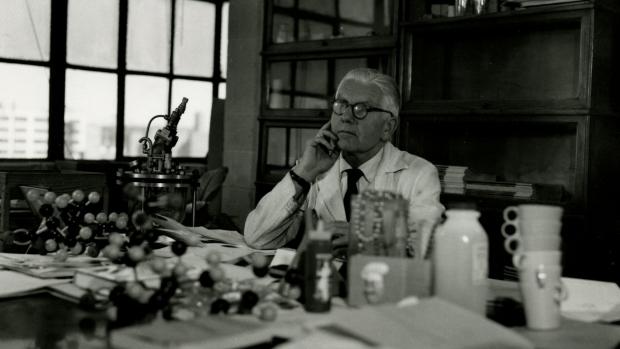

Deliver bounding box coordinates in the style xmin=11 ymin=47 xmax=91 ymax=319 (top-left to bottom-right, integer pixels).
xmin=113 ymin=297 xmax=535 ymax=349
xmin=0 ymin=270 xmax=68 ymax=298
xmin=561 ymin=277 xmax=620 ymax=323
xmin=0 ymin=252 xmax=109 ymax=279
xmin=113 ymin=314 xmax=272 ymax=349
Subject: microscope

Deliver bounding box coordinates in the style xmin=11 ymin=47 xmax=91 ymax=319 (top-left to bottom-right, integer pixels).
xmin=117 ymin=97 xmax=198 ymax=225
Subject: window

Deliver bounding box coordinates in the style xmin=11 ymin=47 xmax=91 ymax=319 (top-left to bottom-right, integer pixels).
xmin=0 ymin=0 xmax=229 ymax=160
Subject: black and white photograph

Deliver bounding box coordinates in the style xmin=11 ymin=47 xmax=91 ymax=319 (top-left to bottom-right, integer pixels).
xmin=0 ymin=0 xmax=619 ymax=348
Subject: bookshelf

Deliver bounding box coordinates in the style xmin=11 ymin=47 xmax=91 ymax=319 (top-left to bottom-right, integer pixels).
xmin=399 ymin=1 xmax=620 ymax=281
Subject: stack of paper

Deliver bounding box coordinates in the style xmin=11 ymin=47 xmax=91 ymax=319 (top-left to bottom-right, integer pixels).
xmin=561 ymin=277 xmax=620 ymax=323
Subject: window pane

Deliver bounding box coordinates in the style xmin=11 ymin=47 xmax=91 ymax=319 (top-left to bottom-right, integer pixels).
xmin=171 ymin=79 xmax=213 ymax=157
xmin=218 ymin=83 xmax=226 ymax=99
xmin=65 ymin=69 xmax=117 ymax=160
xmin=220 ymin=2 xmax=229 ymax=78
xmin=67 ymin=0 xmax=118 ymax=68
xmin=0 ymin=63 xmax=49 ymax=159
xmin=127 ymin=0 xmax=171 ymax=73
xmin=174 ymin=0 xmax=215 ymax=77
xmin=124 ymin=75 xmax=169 ymax=157
xmin=0 ymin=0 xmax=50 ymax=61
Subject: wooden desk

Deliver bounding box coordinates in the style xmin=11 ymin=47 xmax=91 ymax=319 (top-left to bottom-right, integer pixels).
xmin=0 ymin=293 xmax=109 ymax=349
xmin=0 ymin=290 xmax=619 ymax=349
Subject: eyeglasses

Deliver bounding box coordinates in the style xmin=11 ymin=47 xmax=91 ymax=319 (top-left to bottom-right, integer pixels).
xmin=331 ymin=98 xmax=394 ymax=120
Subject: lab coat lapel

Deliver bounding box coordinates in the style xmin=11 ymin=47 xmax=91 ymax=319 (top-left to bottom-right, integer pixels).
xmin=315 ymin=164 xmax=346 ymax=221
xmin=372 ymin=142 xmax=408 ymax=190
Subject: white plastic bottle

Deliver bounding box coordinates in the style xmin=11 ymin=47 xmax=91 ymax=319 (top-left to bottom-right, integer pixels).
xmin=433 ymin=208 xmax=489 ymax=315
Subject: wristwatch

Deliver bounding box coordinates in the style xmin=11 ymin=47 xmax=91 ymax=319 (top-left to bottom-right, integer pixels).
xmin=289 ymin=169 xmax=310 ymax=193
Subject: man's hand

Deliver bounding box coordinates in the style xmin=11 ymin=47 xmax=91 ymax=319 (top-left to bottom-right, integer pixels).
xmin=293 ymin=122 xmax=339 ymax=182
xmin=323 ymin=221 xmax=349 ymax=247
xmin=324 ymin=220 xmax=349 ymax=259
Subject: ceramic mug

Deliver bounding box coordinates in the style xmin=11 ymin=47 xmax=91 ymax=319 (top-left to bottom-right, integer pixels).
xmin=518 ymin=265 xmax=567 ymax=330
xmin=504 ymin=234 xmax=562 ymax=254
xmin=503 ymin=204 xmax=564 ymax=223
xmin=513 ymin=250 xmax=562 ymax=270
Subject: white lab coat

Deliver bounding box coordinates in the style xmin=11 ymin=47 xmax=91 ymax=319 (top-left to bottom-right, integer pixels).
xmin=244 ymin=142 xmax=444 ymax=249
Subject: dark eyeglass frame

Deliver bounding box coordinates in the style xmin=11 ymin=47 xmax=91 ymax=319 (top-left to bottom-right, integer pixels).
xmin=330 ymin=98 xmax=394 ymax=120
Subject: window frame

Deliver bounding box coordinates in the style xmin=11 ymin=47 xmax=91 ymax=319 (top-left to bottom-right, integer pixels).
xmin=0 ymin=0 xmax=228 ymax=163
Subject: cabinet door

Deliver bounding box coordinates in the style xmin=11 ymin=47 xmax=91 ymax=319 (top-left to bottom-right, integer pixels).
xmin=268 ymin=0 xmax=395 ymax=45
xmin=401 ymin=114 xmax=586 ymax=207
xmin=401 ymin=6 xmax=592 ymax=113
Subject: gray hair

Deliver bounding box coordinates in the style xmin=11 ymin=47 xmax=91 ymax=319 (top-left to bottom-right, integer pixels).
xmin=335 ymin=68 xmax=401 ymax=118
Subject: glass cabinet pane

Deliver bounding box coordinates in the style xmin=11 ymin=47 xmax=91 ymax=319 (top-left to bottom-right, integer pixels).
xmin=270 ymin=0 xmax=393 ymax=44
xmin=409 ymin=21 xmax=581 ymax=103
xmin=0 ymin=0 xmax=50 ymax=61
xmin=294 ymin=60 xmax=328 ymax=109
xmin=404 ymin=120 xmax=578 ymax=202
xmin=265 ymin=126 xmax=319 ymax=174
xmin=127 ymin=0 xmax=171 ymax=73
xmin=67 ymin=0 xmax=118 ymax=68
xmin=266 ymin=128 xmax=287 ymax=167
xmin=269 ymin=62 xmax=292 ymax=109
xmin=289 ymin=128 xmax=317 ymax=164
xmin=267 ymin=55 xmax=389 ymax=110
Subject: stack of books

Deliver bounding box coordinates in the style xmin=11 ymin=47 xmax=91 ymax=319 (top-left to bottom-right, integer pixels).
xmin=502 ymin=0 xmax=585 ymax=8
xmin=436 ymin=165 xmax=469 ymax=195
xmin=465 ymin=180 xmax=534 ymax=198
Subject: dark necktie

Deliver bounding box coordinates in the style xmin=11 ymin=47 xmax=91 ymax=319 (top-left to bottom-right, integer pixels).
xmin=343 ymin=168 xmax=364 ymax=222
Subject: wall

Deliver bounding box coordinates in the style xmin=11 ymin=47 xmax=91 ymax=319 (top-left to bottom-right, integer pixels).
xmin=221 ymin=0 xmax=263 ymax=229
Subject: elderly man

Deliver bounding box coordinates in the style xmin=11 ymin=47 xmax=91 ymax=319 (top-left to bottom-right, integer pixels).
xmin=244 ymin=68 xmax=444 ymax=250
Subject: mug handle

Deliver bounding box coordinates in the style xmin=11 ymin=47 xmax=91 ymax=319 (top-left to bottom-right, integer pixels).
xmin=504 ymin=234 xmax=521 ymax=255
xmin=554 ymin=280 xmax=569 ymax=303
xmin=501 ymin=221 xmax=519 ymax=239
xmin=512 ymin=253 xmax=524 ymax=269
xmin=503 ymin=206 xmax=519 ymax=223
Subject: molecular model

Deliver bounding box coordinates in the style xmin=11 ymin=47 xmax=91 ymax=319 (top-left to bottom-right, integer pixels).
xmin=91 ymin=238 xmax=306 ymax=328
xmin=6 ymin=189 xmax=148 ymax=259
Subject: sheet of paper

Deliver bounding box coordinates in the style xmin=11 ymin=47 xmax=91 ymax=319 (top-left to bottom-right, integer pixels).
xmin=561 ymin=277 xmax=620 ymax=322
xmin=189 ymin=227 xmax=247 ymax=246
xmin=0 ymin=252 xmax=109 ymax=278
xmin=0 ymin=270 xmax=68 ymax=298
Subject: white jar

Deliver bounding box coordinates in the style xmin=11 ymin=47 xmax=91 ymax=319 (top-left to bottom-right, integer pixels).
xmin=433 ymin=209 xmax=489 ymax=315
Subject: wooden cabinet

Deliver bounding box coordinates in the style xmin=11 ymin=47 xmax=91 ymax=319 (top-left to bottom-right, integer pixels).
xmin=256 ymin=0 xmax=399 ymax=199
xmin=255 ymin=0 xmax=619 ymax=281
xmin=399 ymin=1 xmax=620 ymax=281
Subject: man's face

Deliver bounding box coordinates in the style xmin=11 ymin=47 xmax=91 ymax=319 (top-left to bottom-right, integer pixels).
xmin=330 ymin=79 xmax=394 ymax=155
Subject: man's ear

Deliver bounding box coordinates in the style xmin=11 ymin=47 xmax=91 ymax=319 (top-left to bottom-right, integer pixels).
xmin=381 ymin=117 xmax=397 ymax=141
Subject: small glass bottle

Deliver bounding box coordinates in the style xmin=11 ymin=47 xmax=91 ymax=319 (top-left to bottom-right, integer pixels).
xmin=303 ymin=220 xmax=333 ymax=313
xmin=433 ymin=208 xmax=489 ymax=315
